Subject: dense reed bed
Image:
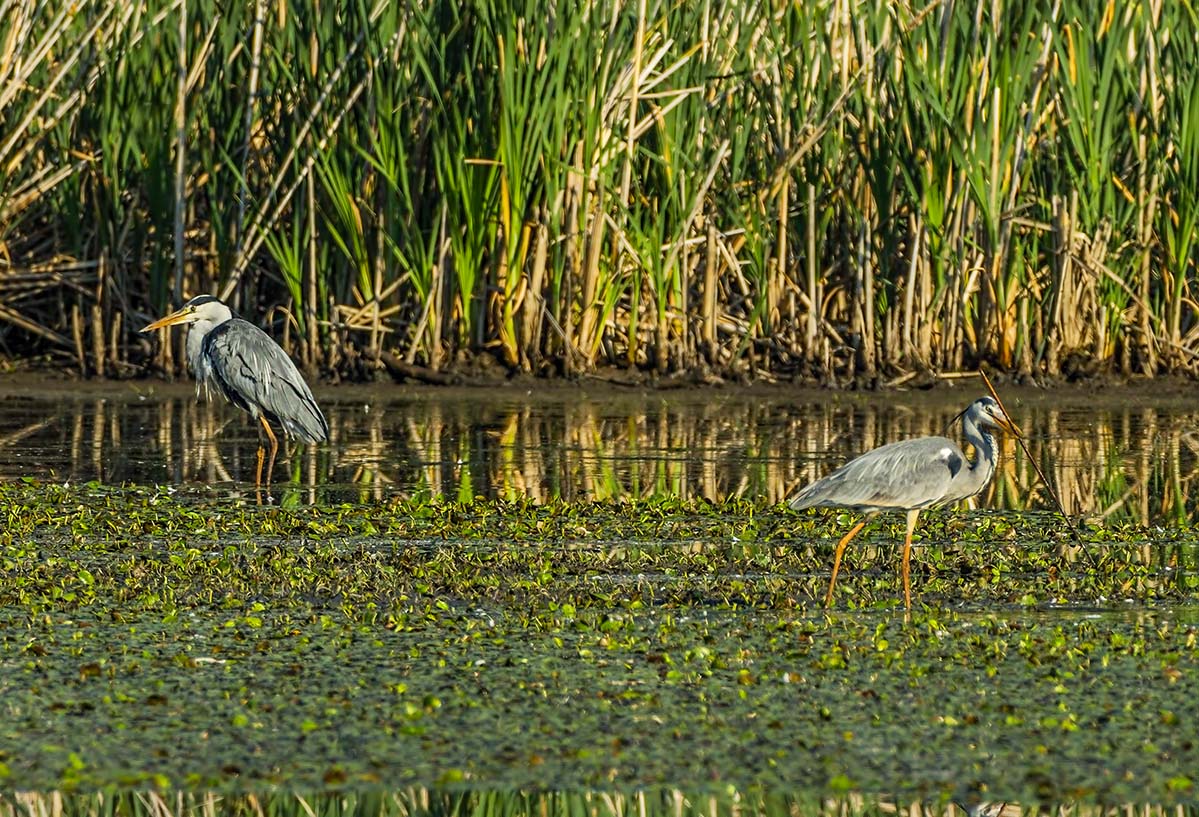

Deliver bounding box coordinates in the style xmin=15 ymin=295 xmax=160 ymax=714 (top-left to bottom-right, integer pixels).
xmin=1 ymin=0 xmax=1197 ymax=381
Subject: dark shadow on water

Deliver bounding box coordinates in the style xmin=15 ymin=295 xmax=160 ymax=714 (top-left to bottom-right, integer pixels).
xmin=2 ymin=381 xmax=1199 ymax=523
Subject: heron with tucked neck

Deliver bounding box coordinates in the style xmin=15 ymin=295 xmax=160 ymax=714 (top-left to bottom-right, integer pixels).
xmin=789 ymin=396 xmax=1021 ymax=610
xmin=142 ymin=294 xmax=328 ymax=485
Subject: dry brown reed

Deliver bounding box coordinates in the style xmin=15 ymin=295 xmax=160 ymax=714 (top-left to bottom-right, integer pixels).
xmin=0 ymin=0 xmax=1197 ymax=382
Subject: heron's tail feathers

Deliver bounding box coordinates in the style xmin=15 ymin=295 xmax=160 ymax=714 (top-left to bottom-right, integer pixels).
xmin=787 ymin=487 xmax=817 ymax=511
xmin=282 ymin=400 xmax=329 ymax=444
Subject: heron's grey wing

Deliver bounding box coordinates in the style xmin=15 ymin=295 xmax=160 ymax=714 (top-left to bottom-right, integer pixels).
xmin=789 ymin=436 xmax=965 ymax=511
xmin=204 ymin=319 xmax=329 ymax=443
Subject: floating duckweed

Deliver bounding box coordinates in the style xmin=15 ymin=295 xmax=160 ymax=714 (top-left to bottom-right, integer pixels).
xmin=1 ymin=482 xmax=1199 ymax=802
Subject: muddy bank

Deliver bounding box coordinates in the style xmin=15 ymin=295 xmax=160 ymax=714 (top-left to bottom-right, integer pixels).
xmin=2 ymin=369 xmax=1198 ymax=410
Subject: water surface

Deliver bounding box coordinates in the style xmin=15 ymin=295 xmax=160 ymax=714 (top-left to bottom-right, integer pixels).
xmin=5 ymin=378 xmax=1199 ymax=801
xmin=1 ymin=378 xmax=1196 ymax=523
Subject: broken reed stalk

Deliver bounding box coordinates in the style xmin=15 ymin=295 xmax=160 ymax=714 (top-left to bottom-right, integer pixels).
xmin=978 ymin=368 xmax=1084 ymax=544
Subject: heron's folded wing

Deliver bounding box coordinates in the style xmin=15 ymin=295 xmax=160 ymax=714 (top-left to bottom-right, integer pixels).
xmin=204 ymin=319 xmax=329 ymax=443
xmin=790 ymin=437 xmax=963 ymax=511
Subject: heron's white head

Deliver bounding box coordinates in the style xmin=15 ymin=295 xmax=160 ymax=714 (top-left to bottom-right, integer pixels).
xmin=140 ymin=295 xmax=234 ymax=333
xmin=956 ymin=396 xmax=1022 ymax=437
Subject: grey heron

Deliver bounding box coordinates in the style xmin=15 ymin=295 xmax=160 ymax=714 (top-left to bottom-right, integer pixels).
xmin=789 ymin=396 xmax=1021 ymax=610
xmin=141 ymin=294 xmax=328 ymax=485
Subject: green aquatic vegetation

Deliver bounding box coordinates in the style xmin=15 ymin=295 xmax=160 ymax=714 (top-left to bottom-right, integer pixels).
xmin=0 ymin=480 xmax=1195 ymax=615
xmin=2 ymin=482 xmax=1199 ymax=802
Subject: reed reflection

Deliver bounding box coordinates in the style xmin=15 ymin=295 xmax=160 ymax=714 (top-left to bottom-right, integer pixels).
xmin=1 ymin=388 xmax=1198 ymax=525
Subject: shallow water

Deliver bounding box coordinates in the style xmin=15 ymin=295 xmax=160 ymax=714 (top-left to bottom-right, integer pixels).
xmin=5 ymin=379 xmax=1199 ymax=801
xmin=1 ymin=379 xmax=1198 ymax=523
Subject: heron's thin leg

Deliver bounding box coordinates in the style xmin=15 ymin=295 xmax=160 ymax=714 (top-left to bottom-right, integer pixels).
xmin=259 ymin=415 xmax=279 ymax=485
xmin=825 ymin=516 xmax=872 ymax=608
xmin=901 ymin=508 xmax=921 ymax=611
xmin=254 ymin=443 xmax=265 ymax=485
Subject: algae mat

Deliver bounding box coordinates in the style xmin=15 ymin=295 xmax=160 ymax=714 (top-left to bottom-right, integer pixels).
xmin=2 ymin=482 xmax=1199 ymax=803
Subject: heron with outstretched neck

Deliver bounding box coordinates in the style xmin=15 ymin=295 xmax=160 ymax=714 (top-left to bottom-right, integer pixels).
xmin=141 ymin=294 xmax=328 ymax=485
xmin=789 ymin=396 xmax=1021 ymax=610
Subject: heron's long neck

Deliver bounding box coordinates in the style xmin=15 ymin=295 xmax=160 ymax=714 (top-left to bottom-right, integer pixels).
xmin=184 ymin=302 xmax=234 ymax=380
xmin=958 ymin=416 xmax=998 ymax=498
xmin=185 ymin=317 xmax=227 ymax=401
xmin=185 ymin=319 xmax=215 ymax=376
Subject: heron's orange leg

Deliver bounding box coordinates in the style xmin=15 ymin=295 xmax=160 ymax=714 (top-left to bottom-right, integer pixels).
xmin=259 ymin=415 xmax=279 ymax=485
xmin=900 ymin=508 xmax=921 ymax=611
xmin=254 ymin=445 xmax=265 ymax=485
xmin=825 ymin=517 xmax=871 ymax=607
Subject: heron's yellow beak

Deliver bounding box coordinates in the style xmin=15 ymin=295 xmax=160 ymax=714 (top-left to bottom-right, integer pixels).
xmin=140 ymin=307 xmax=193 ymax=333
xmin=996 ymin=412 xmax=1023 ymax=438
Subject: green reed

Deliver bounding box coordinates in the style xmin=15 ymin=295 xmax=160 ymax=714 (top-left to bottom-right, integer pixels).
xmin=3 ymin=0 xmax=1199 ymax=380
